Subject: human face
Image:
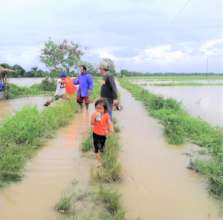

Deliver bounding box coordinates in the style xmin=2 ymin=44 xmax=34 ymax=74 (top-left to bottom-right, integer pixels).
xmin=95 ymin=103 xmax=105 ymax=113
xmin=80 ymin=66 xmax=85 ymax=74
xmin=99 ymin=68 xmax=107 ymax=76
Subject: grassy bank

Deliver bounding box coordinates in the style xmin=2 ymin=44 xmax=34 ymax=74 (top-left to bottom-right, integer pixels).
xmin=84 ymin=121 xmax=122 ymax=183
xmin=0 ymin=99 xmax=78 ymax=186
xmin=6 ymin=78 xmax=55 ymax=99
xmin=6 ymin=77 xmax=101 ymax=99
xmin=119 ymin=78 xmax=223 ymax=198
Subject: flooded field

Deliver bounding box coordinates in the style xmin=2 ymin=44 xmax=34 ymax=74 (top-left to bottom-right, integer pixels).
xmin=117 ymin=86 xmax=222 ymax=220
xmin=135 ymin=80 xmax=223 ymax=126
xmin=0 ymin=111 xmax=91 ymax=220
xmin=8 ymin=77 xmax=44 ymax=87
xmin=135 ymin=79 xmax=223 ymax=85
xmin=0 ymin=78 xmax=223 ymax=220
xmin=0 ymin=96 xmax=49 ymax=121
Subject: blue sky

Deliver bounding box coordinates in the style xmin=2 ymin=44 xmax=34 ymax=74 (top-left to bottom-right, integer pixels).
xmin=0 ymin=0 xmax=222 ymax=72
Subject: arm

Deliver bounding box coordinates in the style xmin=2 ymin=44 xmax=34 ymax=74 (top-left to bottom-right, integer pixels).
xmin=87 ymin=74 xmax=94 ymax=91
xmin=107 ymin=116 xmax=113 ymax=134
xmin=73 ymin=77 xmax=79 ymax=85
xmin=91 ymin=113 xmax=96 ymax=130
xmin=108 ymin=76 xmax=118 ymax=99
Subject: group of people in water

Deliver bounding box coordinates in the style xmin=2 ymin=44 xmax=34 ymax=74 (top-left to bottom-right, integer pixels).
xmin=45 ymin=61 xmax=119 ymax=161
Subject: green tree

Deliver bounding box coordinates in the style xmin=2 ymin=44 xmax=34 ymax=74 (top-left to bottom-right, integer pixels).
xmin=13 ymin=65 xmax=25 ymax=77
xmin=40 ymin=39 xmax=84 ymax=73
xmin=120 ymin=69 xmax=128 ymax=77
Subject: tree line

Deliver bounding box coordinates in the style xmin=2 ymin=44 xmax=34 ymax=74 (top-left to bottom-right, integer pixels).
xmin=0 ymin=64 xmax=47 ymax=78
xmin=120 ymin=69 xmax=223 ymax=76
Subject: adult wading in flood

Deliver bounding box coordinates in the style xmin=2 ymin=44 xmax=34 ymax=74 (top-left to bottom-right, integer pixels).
xmin=73 ymin=65 xmax=94 ymax=110
xmin=99 ymin=60 xmax=118 ymax=119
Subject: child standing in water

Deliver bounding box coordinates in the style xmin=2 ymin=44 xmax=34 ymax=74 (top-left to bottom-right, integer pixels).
xmin=91 ymin=99 xmax=113 ymax=161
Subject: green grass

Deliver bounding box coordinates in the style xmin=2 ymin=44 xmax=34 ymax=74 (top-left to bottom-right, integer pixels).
xmin=119 ymin=78 xmax=223 ymax=198
xmin=6 ymin=78 xmax=55 ymax=99
xmin=56 ymin=195 xmax=72 ymax=213
xmin=82 ymin=119 xmax=122 ymax=183
xmin=144 ymin=82 xmax=223 ymax=86
xmin=94 ymin=132 xmax=122 ymax=183
xmin=125 ymin=74 xmax=223 ymax=81
xmin=0 ymin=99 xmax=78 ymax=185
xmin=90 ymin=77 xmax=101 ymax=101
xmin=56 ymin=185 xmax=125 ymax=220
xmin=81 ymin=131 xmax=93 ymax=152
xmin=6 ymin=77 xmax=100 ymax=100
xmin=82 ymin=131 xmax=122 ymax=183
xmin=98 ymin=186 xmax=125 ymax=219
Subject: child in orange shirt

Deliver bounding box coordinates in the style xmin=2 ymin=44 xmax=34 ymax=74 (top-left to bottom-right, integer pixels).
xmin=91 ymin=99 xmax=113 ymax=161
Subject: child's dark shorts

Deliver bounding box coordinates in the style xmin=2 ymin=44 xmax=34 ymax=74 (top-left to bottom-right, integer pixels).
xmin=93 ymin=133 xmax=106 ymax=153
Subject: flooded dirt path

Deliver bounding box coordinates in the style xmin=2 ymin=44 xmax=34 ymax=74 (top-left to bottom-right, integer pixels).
xmin=116 ymin=86 xmax=222 ymax=220
xmin=0 ymin=110 xmax=91 ymax=220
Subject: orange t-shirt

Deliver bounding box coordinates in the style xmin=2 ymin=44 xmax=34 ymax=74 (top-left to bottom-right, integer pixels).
xmin=64 ymin=77 xmax=77 ymax=96
xmin=91 ymin=112 xmax=112 ymax=136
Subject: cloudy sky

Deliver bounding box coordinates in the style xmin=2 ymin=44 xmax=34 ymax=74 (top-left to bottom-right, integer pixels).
xmin=0 ymin=0 xmax=222 ymax=72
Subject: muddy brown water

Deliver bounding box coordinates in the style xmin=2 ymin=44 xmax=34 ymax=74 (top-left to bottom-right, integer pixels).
xmin=0 ymin=83 xmax=222 ymax=220
xmin=8 ymin=78 xmax=44 ymax=87
xmin=0 ymin=96 xmax=50 ymax=122
xmin=135 ymin=80 xmax=223 ymax=127
xmin=116 ymin=86 xmax=222 ymax=220
xmin=135 ymin=79 xmax=223 ymax=85
xmin=0 ymin=110 xmax=91 ymax=220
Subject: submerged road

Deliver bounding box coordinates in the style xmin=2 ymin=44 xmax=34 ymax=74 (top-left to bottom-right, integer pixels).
xmin=116 ymin=85 xmax=221 ymax=220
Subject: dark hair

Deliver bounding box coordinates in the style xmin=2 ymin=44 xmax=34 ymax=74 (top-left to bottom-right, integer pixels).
xmin=95 ymin=99 xmax=108 ymax=112
xmin=80 ymin=65 xmax=87 ymax=71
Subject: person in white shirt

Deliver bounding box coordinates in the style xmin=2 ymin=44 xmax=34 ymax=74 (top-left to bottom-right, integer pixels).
xmin=44 ymin=72 xmax=67 ymax=106
xmin=55 ymin=77 xmax=66 ymax=98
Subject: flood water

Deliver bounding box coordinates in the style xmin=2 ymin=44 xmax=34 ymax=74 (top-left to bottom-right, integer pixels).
xmin=135 ymin=79 xmax=223 ymax=85
xmin=117 ymin=86 xmax=222 ymax=220
xmin=8 ymin=77 xmax=44 ymax=87
xmin=0 ymin=111 xmax=91 ymax=220
xmin=0 ymin=77 xmax=49 ymax=121
xmin=0 ymin=96 xmax=49 ymax=122
xmin=135 ymin=80 xmax=223 ymax=126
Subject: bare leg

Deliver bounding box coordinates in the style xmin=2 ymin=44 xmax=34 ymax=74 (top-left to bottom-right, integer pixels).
xmin=44 ymin=98 xmax=54 ymax=106
xmin=96 ymin=153 xmax=101 ymax=161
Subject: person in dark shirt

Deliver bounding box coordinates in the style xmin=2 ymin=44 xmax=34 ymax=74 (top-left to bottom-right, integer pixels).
xmin=99 ymin=62 xmax=118 ymax=119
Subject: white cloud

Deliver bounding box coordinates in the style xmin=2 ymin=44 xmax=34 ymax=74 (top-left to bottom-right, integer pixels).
xmin=132 ymin=45 xmax=186 ymax=65
xmin=88 ymin=47 xmax=120 ymax=61
xmin=200 ymin=38 xmax=223 ymax=56
xmin=0 ymin=45 xmax=42 ymax=69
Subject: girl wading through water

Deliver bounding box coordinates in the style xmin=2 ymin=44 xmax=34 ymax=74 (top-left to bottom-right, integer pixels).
xmin=91 ymin=99 xmax=113 ymax=161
